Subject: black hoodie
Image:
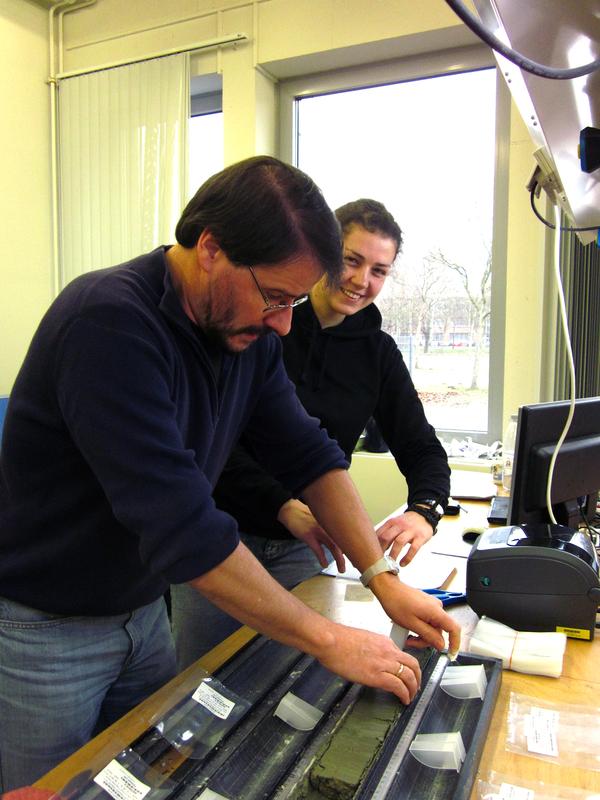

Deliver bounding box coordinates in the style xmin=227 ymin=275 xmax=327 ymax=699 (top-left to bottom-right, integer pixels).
xmin=213 ymin=298 xmax=450 ymax=539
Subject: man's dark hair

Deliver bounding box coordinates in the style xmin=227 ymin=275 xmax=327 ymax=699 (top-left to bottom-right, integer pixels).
xmin=176 ymin=156 xmax=342 ymax=282
xmin=335 ymin=198 xmax=403 ymax=258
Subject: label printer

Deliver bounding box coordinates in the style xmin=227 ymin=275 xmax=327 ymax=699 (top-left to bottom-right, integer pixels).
xmin=466 ymin=523 xmax=600 ymax=640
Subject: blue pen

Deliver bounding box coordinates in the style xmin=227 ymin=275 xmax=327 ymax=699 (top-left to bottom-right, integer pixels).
xmin=423 ymin=588 xmax=467 ymax=607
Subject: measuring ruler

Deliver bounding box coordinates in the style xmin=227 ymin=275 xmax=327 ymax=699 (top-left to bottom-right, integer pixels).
xmin=370 ymin=654 xmax=450 ymax=800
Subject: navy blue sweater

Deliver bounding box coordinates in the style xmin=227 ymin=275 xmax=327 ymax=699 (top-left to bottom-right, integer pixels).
xmin=0 ymin=248 xmax=347 ymax=615
xmin=214 ymin=298 xmax=450 ymax=538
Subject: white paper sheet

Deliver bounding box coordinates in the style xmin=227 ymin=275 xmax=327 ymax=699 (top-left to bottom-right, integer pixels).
xmin=321 ymin=551 xmax=456 ymax=590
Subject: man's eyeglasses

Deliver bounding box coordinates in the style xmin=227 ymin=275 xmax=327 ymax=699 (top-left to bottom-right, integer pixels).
xmin=247 ymin=266 xmax=309 ymax=314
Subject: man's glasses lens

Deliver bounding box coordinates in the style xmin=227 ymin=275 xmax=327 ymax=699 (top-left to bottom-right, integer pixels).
xmin=248 ymin=267 xmax=308 ymax=313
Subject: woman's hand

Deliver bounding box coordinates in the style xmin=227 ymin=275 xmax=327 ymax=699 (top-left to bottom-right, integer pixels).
xmin=376 ymin=511 xmax=435 ymax=565
xmin=277 ymin=498 xmax=346 ymax=572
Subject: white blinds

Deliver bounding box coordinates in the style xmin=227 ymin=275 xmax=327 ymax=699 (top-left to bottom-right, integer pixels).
xmin=58 ymin=53 xmax=189 ymax=288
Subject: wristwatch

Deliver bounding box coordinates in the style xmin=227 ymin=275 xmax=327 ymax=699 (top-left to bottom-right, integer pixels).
xmin=406 ymin=498 xmax=445 ymax=533
xmin=360 ymin=554 xmax=399 ymax=588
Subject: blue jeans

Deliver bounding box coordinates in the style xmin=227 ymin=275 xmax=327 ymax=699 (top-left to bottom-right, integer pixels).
xmin=170 ymin=533 xmax=330 ymax=671
xmin=0 ymin=596 xmax=176 ymax=792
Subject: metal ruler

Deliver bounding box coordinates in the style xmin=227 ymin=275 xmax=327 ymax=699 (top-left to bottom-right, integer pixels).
xmin=370 ymin=654 xmax=450 ymax=800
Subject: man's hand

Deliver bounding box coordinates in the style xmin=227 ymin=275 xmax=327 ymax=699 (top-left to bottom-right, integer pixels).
xmin=376 ymin=511 xmax=435 ymax=566
xmin=314 ymin=622 xmax=422 ymax=705
xmin=369 ymin=574 xmax=462 ymax=657
xmin=191 ymin=542 xmax=424 ymax=704
xmin=277 ymin=498 xmax=346 ymax=572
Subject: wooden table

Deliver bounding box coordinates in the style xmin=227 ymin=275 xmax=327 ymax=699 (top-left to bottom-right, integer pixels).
xmin=36 ymin=500 xmax=600 ymax=798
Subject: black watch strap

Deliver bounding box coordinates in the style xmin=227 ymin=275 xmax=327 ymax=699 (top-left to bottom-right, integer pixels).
xmin=406 ymin=502 xmax=442 ymax=532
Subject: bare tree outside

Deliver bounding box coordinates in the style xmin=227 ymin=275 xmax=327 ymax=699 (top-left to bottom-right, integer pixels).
xmin=410 ymin=259 xmax=450 ymax=358
xmin=426 ymin=247 xmax=492 ymax=389
xmin=377 ymin=246 xmax=491 ymax=427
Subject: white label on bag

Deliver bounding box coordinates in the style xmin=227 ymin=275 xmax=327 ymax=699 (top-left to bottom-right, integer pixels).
xmin=499 ymin=782 xmax=534 ymax=800
xmin=192 ymin=681 xmax=235 ymax=719
xmin=525 ymin=706 xmax=559 ymax=756
xmin=94 ymin=760 xmax=151 ymax=800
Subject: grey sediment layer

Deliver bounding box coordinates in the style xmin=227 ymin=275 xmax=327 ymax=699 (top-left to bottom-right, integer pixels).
xmin=291 ymin=648 xmax=435 ymax=800
xmin=309 ymin=687 xmax=403 ymax=799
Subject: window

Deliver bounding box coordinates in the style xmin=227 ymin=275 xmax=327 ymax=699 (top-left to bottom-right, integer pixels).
xmin=189 ymin=74 xmax=223 ymax=197
xmin=189 ymin=112 xmax=223 ymax=193
xmin=279 ymin=48 xmax=509 ymax=443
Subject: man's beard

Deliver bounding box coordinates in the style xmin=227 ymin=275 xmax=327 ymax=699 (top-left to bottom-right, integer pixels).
xmin=201 ymin=296 xmax=270 ymax=353
xmin=203 ymin=322 xmax=271 ymax=353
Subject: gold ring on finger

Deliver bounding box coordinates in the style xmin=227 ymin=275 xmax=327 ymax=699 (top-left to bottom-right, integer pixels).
xmin=396 ymin=663 xmax=404 ymax=677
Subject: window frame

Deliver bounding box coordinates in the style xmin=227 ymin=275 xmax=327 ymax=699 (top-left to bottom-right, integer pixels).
xmin=277 ymin=45 xmax=510 ymax=445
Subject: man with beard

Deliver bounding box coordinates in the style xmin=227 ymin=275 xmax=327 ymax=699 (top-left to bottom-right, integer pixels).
xmin=0 ymin=157 xmax=460 ymax=792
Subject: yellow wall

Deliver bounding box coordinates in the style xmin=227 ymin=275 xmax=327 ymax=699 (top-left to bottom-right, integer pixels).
xmin=349 ymin=453 xmax=408 ymax=526
xmin=0 ymin=0 xmax=53 ymax=395
xmin=2 ymin=0 xmax=546 ymax=427
xmin=502 ymin=109 xmax=547 ymax=427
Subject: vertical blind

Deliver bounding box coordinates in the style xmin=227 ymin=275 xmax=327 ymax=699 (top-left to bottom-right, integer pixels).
xmin=554 ymin=219 xmax=600 ymax=399
xmin=58 ymin=53 xmax=189 ymax=288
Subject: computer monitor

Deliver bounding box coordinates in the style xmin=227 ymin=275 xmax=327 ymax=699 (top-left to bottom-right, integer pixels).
xmin=507 ymin=397 xmax=600 ymax=529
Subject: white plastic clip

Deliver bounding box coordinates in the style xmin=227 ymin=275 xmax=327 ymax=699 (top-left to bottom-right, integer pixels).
xmin=441 ymin=664 xmax=488 ymax=700
xmin=409 ymin=731 xmax=466 ymax=771
xmin=274 ymin=692 xmax=324 ymax=731
xmin=390 ymin=624 xmax=409 ymax=650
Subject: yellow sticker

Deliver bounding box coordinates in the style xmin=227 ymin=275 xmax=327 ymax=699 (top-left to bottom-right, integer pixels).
xmin=556 ymin=626 xmax=591 ymax=640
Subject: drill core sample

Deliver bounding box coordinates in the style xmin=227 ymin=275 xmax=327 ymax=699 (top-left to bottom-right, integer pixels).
xmin=308 ymin=687 xmax=403 ymax=799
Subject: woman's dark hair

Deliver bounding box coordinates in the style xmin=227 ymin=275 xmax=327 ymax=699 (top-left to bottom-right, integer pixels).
xmin=335 ymin=198 xmax=403 ymax=258
xmin=175 ymin=156 xmax=342 ymax=283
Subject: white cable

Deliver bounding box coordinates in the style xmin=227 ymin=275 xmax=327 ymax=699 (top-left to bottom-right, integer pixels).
xmin=546 ymin=205 xmax=577 ymax=525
